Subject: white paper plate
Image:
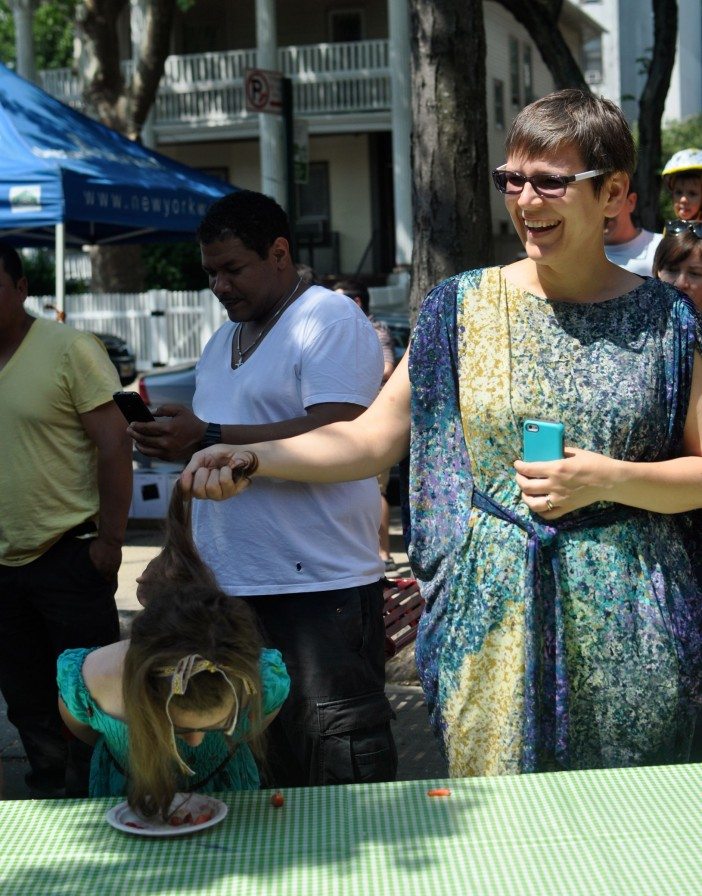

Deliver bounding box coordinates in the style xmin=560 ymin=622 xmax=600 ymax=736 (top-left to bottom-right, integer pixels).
xmin=105 ymin=792 xmax=228 ymax=837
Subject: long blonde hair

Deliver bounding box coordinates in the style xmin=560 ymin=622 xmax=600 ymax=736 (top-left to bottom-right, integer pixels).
xmin=123 ymin=584 xmax=265 ymax=819
xmin=138 ymin=481 xmax=218 ymax=601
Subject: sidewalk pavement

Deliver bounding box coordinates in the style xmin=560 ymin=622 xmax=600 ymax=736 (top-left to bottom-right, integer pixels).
xmin=0 ymin=508 xmax=446 ymax=800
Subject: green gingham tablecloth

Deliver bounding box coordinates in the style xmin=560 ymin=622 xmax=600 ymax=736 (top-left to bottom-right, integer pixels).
xmin=2 ymin=764 xmax=702 ymax=896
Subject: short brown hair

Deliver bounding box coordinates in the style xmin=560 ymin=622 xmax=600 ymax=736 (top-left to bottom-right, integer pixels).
xmin=505 ymin=89 xmax=636 ymax=197
xmin=653 ymin=230 xmax=702 ymax=278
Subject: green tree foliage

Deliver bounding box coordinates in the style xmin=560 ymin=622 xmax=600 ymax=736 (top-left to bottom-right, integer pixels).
xmin=34 ymin=0 xmax=76 ymax=70
xmin=0 ymin=4 xmax=15 ymax=65
xmin=661 ymin=115 xmax=702 ymax=159
xmin=0 ymin=0 xmax=76 ymax=71
xmin=141 ymin=242 xmax=206 ymax=291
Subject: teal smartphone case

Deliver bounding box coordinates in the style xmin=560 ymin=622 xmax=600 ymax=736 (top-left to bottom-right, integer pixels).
xmin=522 ymin=420 xmax=564 ymax=462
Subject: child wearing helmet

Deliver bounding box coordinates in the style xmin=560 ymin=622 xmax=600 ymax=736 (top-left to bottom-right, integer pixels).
xmin=662 ymin=149 xmax=702 ymax=222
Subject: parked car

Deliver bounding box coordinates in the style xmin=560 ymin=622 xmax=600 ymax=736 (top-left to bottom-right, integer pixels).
xmin=41 ymin=302 xmax=138 ymax=387
xmin=95 ymin=332 xmax=137 ymax=386
xmin=138 ymin=361 xmax=197 ymax=410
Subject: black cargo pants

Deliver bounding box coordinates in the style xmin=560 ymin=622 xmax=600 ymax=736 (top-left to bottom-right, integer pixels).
xmin=244 ymin=580 xmax=397 ymax=787
xmin=0 ymin=527 xmax=120 ymax=796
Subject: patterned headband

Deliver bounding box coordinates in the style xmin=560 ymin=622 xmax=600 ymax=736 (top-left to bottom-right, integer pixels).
xmin=155 ymin=653 xmax=254 ymax=776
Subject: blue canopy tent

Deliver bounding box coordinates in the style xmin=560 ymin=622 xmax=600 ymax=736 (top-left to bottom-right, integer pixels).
xmin=0 ymin=62 xmax=235 ymax=309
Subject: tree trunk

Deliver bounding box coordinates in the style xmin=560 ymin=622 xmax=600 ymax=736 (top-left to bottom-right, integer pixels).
xmin=409 ymin=0 xmax=493 ymax=317
xmin=494 ymin=0 xmax=589 ymax=91
xmin=75 ymin=0 xmax=181 ymax=291
xmin=89 ymin=244 xmax=146 ymax=293
xmin=75 ymin=0 xmax=131 ymax=131
xmin=130 ymin=0 xmax=177 ymax=136
xmin=636 ymin=0 xmax=678 ymax=231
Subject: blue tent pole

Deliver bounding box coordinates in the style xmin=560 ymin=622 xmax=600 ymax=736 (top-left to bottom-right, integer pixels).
xmin=55 ymin=222 xmax=65 ymax=316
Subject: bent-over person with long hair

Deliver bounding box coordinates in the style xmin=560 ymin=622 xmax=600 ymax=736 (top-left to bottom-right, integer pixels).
xmin=57 ymin=583 xmax=289 ymax=818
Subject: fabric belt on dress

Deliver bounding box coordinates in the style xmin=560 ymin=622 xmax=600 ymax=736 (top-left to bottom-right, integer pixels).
xmin=471 ymin=486 xmax=642 ymax=773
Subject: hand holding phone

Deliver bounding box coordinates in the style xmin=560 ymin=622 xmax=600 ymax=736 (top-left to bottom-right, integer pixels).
xmin=113 ymin=390 xmax=155 ymax=423
xmin=522 ymin=419 xmax=564 ymax=463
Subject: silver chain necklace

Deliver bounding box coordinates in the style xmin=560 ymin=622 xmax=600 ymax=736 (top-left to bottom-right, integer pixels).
xmin=232 ymin=276 xmax=303 ymax=369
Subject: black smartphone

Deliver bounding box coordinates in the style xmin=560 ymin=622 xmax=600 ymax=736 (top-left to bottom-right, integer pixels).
xmin=113 ymin=390 xmax=155 ymax=423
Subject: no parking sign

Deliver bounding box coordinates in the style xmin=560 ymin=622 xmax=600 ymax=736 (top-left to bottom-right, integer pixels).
xmin=244 ymin=69 xmax=283 ymax=115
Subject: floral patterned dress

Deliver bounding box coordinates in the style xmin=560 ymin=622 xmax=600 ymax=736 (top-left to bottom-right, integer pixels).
xmin=410 ymin=267 xmax=702 ymax=777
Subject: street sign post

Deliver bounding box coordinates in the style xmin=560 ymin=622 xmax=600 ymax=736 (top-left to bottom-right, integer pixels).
xmin=245 ymin=69 xmax=296 ymax=245
xmin=244 ymin=69 xmax=283 ymax=115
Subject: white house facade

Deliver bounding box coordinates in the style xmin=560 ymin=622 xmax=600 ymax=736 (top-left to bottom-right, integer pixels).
xmin=577 ymin=0 xmax=702 ymax=125
xmin=41 ymin=0 xmax=603 ymax=275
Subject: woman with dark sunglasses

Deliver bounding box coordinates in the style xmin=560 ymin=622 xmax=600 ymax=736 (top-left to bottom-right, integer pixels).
xmin=654 ymin=224 xmax=702 ymax=312
xmin=180 ymin=90 xmax=702 ymax=780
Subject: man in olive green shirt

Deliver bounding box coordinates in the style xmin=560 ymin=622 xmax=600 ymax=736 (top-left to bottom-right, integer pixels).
xmin=0 ymin=244 xmax=132 ymax=797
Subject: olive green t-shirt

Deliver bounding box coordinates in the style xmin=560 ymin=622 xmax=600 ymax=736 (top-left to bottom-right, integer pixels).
xmin=0 ymin=318 xmax=121 ymax=565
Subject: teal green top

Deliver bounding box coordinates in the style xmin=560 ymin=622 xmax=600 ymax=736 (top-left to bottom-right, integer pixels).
xmin=57 ymin=646 xmax=290 ymax=797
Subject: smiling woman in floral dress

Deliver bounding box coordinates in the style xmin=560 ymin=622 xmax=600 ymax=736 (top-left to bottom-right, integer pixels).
xmin=179 ymin=90 xmax=702 ymax=777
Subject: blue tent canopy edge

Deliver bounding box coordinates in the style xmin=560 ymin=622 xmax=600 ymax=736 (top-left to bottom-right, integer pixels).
xmin=0 ymin=62 xmax=235 ymax=247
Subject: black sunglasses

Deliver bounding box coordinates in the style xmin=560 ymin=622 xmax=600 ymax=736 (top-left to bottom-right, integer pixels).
xmin=491 ymin=166 xmax=608 ymax=198
xmin=665 ymin=219 xmax=702 ymax=238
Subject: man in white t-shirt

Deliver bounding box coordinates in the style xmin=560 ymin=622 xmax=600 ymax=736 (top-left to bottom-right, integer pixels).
xmin=130 ymin=190 xmax=397 ymax=787
xmin=604 ymin=181 xmax=662 ymax=276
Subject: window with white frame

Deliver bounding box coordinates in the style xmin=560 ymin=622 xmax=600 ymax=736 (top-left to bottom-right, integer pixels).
xmin=523 ymin=44 xmax=534 ymax=105
xmin=494 ymin=79 xmax=505 ymax=129
xmin=583 ymin=36 xmax=603 ymax=85
xmin=296 ymin=161 xmax=330 ymax=224
xmin=509 ymin=36 xmax=521 ymax=107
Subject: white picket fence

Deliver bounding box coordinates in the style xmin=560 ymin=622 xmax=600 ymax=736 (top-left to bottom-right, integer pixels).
xmin=25 ymin=289 xmax=223 ymax=369
xmin=24 ymin=284 xmax=408 ymax=371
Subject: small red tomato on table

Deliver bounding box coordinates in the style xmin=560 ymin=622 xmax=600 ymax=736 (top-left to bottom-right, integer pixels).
xmin=270 ymin=791 xmax=284 ymax=808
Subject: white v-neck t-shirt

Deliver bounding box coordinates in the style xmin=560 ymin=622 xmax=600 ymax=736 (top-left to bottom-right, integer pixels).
xmin=191 ymin=285 xmax=385 ymax=595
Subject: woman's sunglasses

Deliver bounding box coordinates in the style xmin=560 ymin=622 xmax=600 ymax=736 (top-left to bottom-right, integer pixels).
xmin=665 ymin=219 xmax=702 ymax=238
xmin=491 ymin=166 xmax=608 ymax=198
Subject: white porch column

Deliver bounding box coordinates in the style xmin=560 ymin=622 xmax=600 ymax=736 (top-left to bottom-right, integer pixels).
xmin=256 ymin=0 xmax=286 ymax=207
xmin=388 ymin=0 xmax=412 ymax=266
xmin=12 ymin=0 xmax=37 ymax=84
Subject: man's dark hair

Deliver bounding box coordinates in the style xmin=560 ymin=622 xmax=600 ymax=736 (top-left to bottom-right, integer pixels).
xmin=0 ymin=243 xmax=24 ymax=284
xmin=196 ymin=190 xmax=293 ymax=259
xmin=333 ymin=278 xmax=370 ymax=315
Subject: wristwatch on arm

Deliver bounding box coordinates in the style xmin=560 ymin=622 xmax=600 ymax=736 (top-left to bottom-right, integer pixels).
xmin=199 ymin=422 xmax=222 ymax=449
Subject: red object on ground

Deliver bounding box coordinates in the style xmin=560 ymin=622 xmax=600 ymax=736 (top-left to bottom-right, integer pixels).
xmin=270 ymin=791 xmax=284 ymax=808
xmin=426 ymin=788 xmax=451 ymax=797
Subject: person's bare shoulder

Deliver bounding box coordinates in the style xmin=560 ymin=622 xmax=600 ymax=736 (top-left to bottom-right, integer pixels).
xmin=82 ymin=640 xmax=129 ymax=717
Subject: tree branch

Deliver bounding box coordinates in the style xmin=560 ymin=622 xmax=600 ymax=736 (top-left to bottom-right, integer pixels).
xmin=129 ymin=0 xmax=177 ymax=137
xmin=493 ymin=0 xmax=589 ymax=91
xmin=76 ymin=0 xmax=129 ymax=129
xmin=636 ymin=0 xmax=678 ymax=229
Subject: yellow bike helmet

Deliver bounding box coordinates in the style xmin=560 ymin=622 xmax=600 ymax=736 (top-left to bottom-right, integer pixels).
xmin=661 ymin=148 xmax=702 ymax=189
